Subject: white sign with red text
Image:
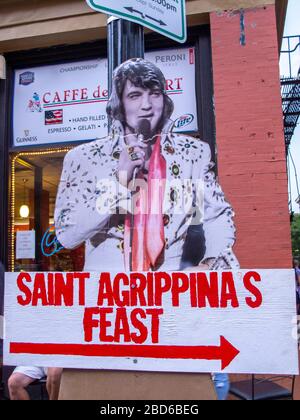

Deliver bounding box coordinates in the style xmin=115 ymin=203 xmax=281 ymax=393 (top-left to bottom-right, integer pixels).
xmin=4 ymin=270 xmax=299 ymax=374
xmin=13 ymin=48 xmax=197 ymax=147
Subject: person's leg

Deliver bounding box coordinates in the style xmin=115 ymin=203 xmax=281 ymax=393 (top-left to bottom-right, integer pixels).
xmin=212 ymin=373 xmax=230 ymax=400
xmin=8 ymin=372 xmax=34 ymax=400
xmin=8 ymin=366 xmax=46 ymax=400
xmin=46 ymin=368 xmax=63 ymax=400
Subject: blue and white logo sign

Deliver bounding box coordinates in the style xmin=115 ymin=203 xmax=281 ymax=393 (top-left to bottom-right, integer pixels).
xmin=19 ymin=71 xmax=35 ymax=86
xmin=174 ymin=114 xmax=194 ymax=130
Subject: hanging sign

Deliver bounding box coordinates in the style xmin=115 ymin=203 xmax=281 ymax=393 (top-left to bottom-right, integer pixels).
xmin=12 ymin=47 xmax=197 ymax=147
xmin=86 ymin=0 xmax=187 ymax=43
xmin=146 ymin=48 xmax=198 ymax=132
xmin=13 ymin=59 xmax=108 ymax=147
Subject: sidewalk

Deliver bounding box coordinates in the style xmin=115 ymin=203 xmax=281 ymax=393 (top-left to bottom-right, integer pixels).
xmin=229 ymin=349 xmax=300 ymax=400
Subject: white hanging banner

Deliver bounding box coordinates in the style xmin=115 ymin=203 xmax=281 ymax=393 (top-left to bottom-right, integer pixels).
xmin=4 ymin=269 xmax=299 ymax=374
xmin=146 ymin=48 xmax=198 ymax=133
xmin=13 ymin=59 xmax=108 ymax=147
xmin=12 ymin=48 xmax=198 ymax=147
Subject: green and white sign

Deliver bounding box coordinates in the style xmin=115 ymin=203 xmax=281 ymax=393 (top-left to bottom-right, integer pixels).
xmin=86 ymin=0 xmax=186 ymax=43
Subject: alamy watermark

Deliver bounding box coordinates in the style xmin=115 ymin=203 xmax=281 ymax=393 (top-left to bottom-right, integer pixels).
xmin=95 ymin=176 xmax=204 ymax=224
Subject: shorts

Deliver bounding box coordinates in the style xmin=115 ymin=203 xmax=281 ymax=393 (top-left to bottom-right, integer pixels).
xmin=13 ymin=366 xmax=47 ymax=380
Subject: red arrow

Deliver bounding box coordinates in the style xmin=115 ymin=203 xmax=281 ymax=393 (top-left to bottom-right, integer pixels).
xmin=10 ymin=336 xmax=239 ymax=370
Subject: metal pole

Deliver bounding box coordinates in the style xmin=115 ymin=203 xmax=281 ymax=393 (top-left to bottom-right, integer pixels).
xmin=107 ymin=16 xmax=144 ymax=97
xmin=107 ymin=17 xmax=144 ymax=271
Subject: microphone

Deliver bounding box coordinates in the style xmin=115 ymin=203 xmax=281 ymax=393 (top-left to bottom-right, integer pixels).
xmin=132 ymin=119 xmax=152 ymax=188
xmin=137 ymin=119 xmax=151 ymax=143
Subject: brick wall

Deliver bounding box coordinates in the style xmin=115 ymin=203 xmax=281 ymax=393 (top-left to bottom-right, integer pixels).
xmin=210 ymin=5 xmax=292 ymax=268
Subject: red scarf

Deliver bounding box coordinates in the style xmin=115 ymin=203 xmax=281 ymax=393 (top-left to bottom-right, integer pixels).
xmin=124 ymin=135 xmax=166 ymax=271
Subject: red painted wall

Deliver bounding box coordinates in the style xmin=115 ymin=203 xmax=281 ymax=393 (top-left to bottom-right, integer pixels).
xmin=210 ymin=5 xmax=292 ymax=268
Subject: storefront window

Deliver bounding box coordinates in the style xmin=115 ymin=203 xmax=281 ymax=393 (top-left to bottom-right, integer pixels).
xmin=10 ymin=149 xmax=84 ymax=272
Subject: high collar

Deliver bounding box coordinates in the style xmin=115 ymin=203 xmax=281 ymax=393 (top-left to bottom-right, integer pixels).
xmin=108 ymin=119 xmax=176 ymax=157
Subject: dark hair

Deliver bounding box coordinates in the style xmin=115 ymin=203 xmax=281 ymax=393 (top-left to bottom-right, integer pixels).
xmin=106 ymin=58 xmax=174 ymax=130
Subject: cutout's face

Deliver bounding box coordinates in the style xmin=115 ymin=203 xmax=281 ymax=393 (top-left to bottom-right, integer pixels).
xmin=122 ymin=80 xmax=164 ymax=133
